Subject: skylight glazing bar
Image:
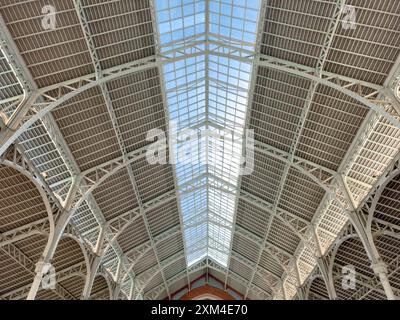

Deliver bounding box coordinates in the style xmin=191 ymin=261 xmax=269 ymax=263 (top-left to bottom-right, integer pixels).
xmin=155 ymin=0 xmax=261 ymax=267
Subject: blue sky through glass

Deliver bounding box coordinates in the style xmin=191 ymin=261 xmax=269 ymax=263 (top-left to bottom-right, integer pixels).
xmin=155 ymin=0 xmax=261 ymax=267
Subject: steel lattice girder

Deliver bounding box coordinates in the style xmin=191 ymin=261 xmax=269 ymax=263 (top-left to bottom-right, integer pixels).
xmin=0 ymin=140 xmax=130 ymax=299
xmin=0 ymin=218 xmax=50 ymax=247
xmin=73 ymin=0 xmax=174 ymax=298
xmin=144 ymin=258 xmax=272 ymax=300
xmin=2 ymin=40 xmax=400 ymax=158
xmin=130 ymin=227 xmax=292 ymax=298
xmin=298 ymin=154 xmax=400 ymax=300
xmin=329 ymin=255 xmax=400 ymax=299
xmin=130 ymin=250 xmax=185 ymax=299
xmin=0 ymin=241 xmax=80 ymax=300
xmin=13 ymin=116 xmax=341 ymax=266
xmin=1 ymin=36 xmax=396 ymax=294
xmin=0 ymin=260 xmax=88 ymax=300
xmin=1 ymin=13 xmax=139 ymax=299
xmin=0 ymin=5 xmax=400 ymax=298
xmin=2 ymin=129 xmax=396 ymax=298
xmin=42 ymin=131 xmax=382 ymax=298
xmin=73 ymin=158 xmax=327 ymax=254
xmin=46 ymin=123 xmax=341 ymax=219
xmin=117 ymin=224 xmax=182 ymax=283
xmin=242 ymin=0 xmax=346 ymax=298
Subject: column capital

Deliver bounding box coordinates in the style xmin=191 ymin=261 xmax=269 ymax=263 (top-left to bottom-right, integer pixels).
xmin=371 ymin=261 xmax=388 ymax=275
xmin=34 ymin=260 xmax=52 ymax=274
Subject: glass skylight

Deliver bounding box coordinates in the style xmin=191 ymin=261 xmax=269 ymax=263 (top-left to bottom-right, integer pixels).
xmin=155 ymin=0 xmax=261 ymax=267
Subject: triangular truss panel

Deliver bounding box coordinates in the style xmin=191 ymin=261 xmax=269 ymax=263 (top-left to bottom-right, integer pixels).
xmin=0 ymin=0 xmax=400 ymax=300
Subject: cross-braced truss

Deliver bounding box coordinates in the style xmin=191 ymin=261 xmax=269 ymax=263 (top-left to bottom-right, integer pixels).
xmin=0 ymin=0 xmax=400 ymax=300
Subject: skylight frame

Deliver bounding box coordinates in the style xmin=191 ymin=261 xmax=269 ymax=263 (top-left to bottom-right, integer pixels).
xmin=155 ymin=0 xmax=261 ymax=267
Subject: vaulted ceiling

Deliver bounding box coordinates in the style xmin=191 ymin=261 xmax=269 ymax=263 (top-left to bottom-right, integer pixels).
xmin=0 ymin=0 xmax=400 ymax=300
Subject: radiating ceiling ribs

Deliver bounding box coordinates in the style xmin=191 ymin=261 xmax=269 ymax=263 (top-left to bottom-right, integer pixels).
xmin=74 ymin=0 xmax=173 ymax=298
xmin=248 ymin=0 xmax=346 ymax=299
xmin=0 ymin=6 xmax=134 ymax=299
xmin=1 ymin=0 xmax=400 ymax=300
xmin=2 ymin=42 xmax=400 ymax=158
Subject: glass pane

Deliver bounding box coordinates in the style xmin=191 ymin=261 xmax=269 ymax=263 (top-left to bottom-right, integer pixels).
xmin=155 ymin=0 xmax=261 ymax=267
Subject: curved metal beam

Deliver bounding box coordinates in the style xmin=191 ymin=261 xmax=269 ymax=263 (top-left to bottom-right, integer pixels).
xmin=1 ymin=12 xmax=399 ymax=300
xmin=119 ymin=225 xmax=181 ymax=284
xmin=0 ymin=51 xmax=204 ymax=157
xmin=212 ymin=50 xmax=400 ymax=129
xmin=326 ymin=225 xmax=399 ymax=300
xmin=132 ymin=251 xmax=185 ymax=299
xmin=366 ymin=158 xmax=400 ymax=236
xmin=0 ymin=147 xmax=56 ymax=242
xmin=89 ymin=273 xmax=114 ymax=300
xmin=1 ymin=120 xmax=350 ymax=299
xmin=304 ymin=272 xmax=326 ymax=300
xmin=316 ymin=258 xmax=337 ymax=300
xmin=59 ymin=135 xmax=339 ymax=292
xmin=146 ymin=259 xmax=272 ymax=300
